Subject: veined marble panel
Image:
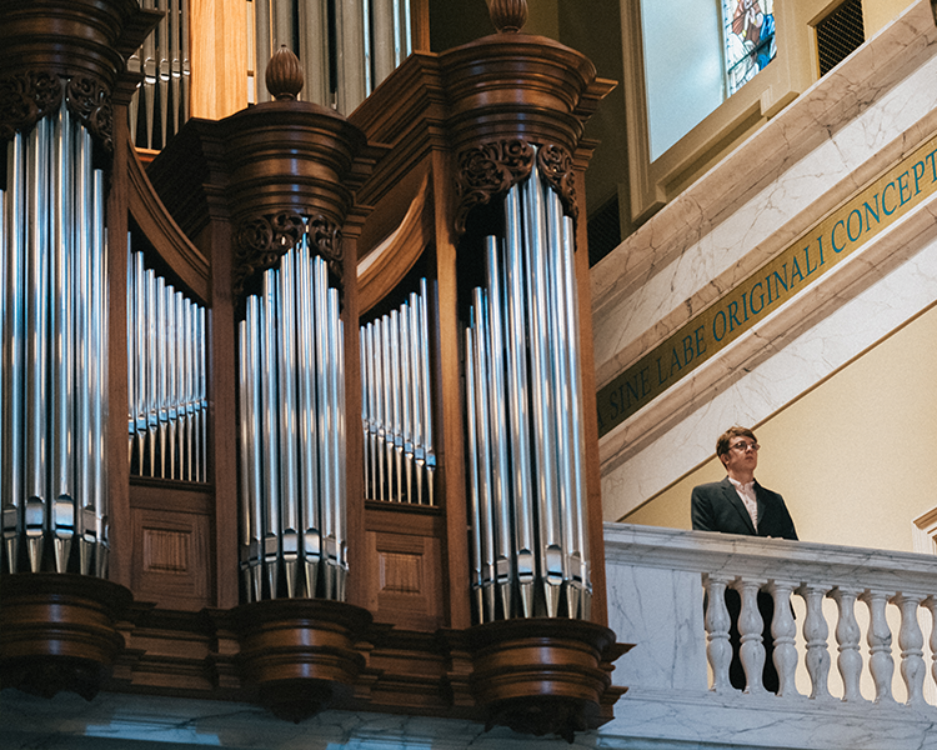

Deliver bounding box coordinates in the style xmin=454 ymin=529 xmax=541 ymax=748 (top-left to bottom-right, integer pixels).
xmin=592 ymin=1 xmax=937 ymax=388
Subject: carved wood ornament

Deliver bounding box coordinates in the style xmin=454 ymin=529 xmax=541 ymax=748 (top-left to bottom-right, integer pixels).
xmin=0 ymin=72 xmax=115 ymax=150
xmin=233 ymin=212 xmax=344 ymax=299
xmin=455 ymin=139 xmax=578 ymax=233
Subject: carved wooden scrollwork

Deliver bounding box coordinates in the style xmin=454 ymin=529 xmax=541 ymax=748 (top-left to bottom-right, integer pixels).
xmin=455 ymin=139 xmax=578 ymax=234
xmin=233 ymin=212 xmax=344 ymax=298
xmin=0 ymin=72 xmax=64 ymax=142
xmin=537 ymin=143 xmax=578 ymax=220
xmin=0 ymin=72 xmax=114 ymax=150
xmin=455 ymin=139 xmax=534 ymax=233
xmin=66 ymin=76 xmax=114 ymax=152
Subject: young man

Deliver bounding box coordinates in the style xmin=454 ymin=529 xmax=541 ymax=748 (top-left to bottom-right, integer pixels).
xmin=691 ymin=426 xmax=798 ymax=692
xmin=691 ymin=426 xmax=797 ymax=540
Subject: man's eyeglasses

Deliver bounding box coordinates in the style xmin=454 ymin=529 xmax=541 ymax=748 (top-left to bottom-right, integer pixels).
xmin=730 ymin=441 xmax=759 ymax=452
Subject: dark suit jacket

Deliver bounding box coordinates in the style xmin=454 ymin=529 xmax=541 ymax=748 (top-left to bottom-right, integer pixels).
xmin=691 ymin=476 xmax=797 ymax=540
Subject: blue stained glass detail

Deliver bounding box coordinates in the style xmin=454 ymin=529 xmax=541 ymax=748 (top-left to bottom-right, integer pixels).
xmin=723 ymin=0 xmax=777 ymax=96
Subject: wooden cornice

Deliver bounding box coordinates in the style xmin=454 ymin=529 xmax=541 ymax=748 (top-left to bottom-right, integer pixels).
xmin=0 ymin=0 xmax=161 ymax=149
xmin=126 ymin=135 xmax=211 ymax=302
xmin=357 ymin=168 xmax=434 ymax=315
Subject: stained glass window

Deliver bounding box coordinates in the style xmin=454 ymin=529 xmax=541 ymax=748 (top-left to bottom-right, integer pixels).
xmin=722 ymin=0 xmax=777 ymax=96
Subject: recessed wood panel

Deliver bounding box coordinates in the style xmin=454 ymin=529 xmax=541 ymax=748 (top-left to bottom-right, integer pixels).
xmin=130 ymin=491 xmax=212 ymax=610
xmin=365 ymin=505 xmax=445 ymax=631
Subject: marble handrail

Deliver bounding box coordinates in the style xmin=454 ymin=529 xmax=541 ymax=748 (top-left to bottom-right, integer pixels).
xmin=604 ymin=523 xmax=937 ymax=705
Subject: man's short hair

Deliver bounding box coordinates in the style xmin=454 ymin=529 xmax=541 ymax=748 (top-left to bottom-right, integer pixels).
xmin=716 ymin=426 xmax=756 ymax=460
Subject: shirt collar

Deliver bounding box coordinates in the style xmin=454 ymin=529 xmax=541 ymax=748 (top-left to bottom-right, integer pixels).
xmin=727 ymin=476 xmax=755 ymax=492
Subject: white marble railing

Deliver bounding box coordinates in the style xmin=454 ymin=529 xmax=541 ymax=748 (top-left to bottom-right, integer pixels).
xmin=604 ymin=523 xmax=937 ymax=706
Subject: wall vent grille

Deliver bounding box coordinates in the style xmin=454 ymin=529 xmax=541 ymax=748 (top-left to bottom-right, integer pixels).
xmin=816 ymin=0 xmax=865 ymax=76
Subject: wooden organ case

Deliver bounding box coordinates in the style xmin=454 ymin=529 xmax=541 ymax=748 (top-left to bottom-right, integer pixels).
xmin=0 ymin=0 xmax=628 ymax=740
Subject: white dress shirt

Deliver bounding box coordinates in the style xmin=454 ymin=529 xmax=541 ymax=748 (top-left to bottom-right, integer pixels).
xmin=728 ymin=476 xmax=758 ymax=531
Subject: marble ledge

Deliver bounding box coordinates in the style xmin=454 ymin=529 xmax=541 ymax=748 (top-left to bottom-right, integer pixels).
xmin=601 ymin=688 xmax=937 ymax=750
xmin=604 ymin=522 xmax=937 ymax=593
xmin=0 ymin=691 xmax=581 ymax=750
xmin=591 ymin=0 xmax=937 ymax=377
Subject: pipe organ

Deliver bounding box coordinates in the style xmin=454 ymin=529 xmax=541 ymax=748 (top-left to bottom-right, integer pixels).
xmin=465 ymin=155 xmax=590 ymax=625
xmin=238 ymin=233 xmax=348 ymax=603
xmin=1 ymin=100 xmax=110 ymax=578
xmin=127 ymin=246 xmax=207 ymax=481
xmin=128 ymin=0 xmax=190 ymax=150
xmin=0 ymin=0 xmax=627 ymax=739
xmin=360 ymin=278 xmax=435 ymax=506
xmin=252 ymin=0 xmax=415 ymax=112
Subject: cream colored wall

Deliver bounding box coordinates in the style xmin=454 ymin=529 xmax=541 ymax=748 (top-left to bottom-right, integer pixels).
xmin=621 ymin=299 xmax=937 ymax=554
xmin=863 ymin=0 xmax=915 ymax=37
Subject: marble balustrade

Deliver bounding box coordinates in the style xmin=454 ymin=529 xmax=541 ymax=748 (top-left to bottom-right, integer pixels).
xmin=604 ymin=522 xmax=937 ymax=706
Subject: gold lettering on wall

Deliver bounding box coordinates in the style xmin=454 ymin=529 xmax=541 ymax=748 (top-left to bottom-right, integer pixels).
xmin=597 ymin=133 xmax=937 ymax=437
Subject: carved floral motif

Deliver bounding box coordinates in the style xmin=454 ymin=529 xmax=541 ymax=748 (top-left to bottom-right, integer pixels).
xmin=537 ymin=143 xmax=578 ymax=220
xmin=66 ymin=76 xmax=114 ymax=151
xmin=0 ymin=72 xmax=64 ymax=142
xmin=455 ymin=139 xmax=578 ymax=233
xmin=455 ymin=139 xmax=534 ymax=233
xmin=0 ymin=72 xmax=114 ymax=150
xmin=233 ymin=212 xmax=344 ymax=298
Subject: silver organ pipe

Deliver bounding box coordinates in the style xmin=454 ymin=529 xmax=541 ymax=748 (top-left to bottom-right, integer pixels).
xmin=252 ymin=0 xmax=414 ymax=113
xmin=129 ymin=0 xmax=191 ymax=150
xmin=238 ymin=233 xmax=348 ymax=602
xmin=1 ymin=102 xmax=109 ymax=576
xmin=464 ymin=152 xmax=591 ymax=622
xmin=126 ymin=247 xmax=207 ymax=483
xmin=359 ymin=282 xmax=436 ymax=506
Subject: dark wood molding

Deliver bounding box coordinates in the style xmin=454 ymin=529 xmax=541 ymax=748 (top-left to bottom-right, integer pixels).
xmin=126 ymin=136 xmax=212 ymax=302
xmin=0 ymin=574 xmax=133 ymax=700
xmin=458 ymin=617 xmax=630 ymax=742
xmin=0 ymin=0 xmax=160 ymax=148
xmin=228 ymin=599 xmax=372 ymax=722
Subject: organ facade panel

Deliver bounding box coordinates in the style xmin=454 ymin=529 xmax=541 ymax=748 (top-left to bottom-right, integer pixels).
xmin=0 ymin=0 xmax=626 ymax=738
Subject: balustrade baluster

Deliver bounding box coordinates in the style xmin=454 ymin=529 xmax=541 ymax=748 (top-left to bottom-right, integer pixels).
xmin=735 ymin=577 xmax=767 ymax=695
xmin=704 ymin=574 xmax=735 ymax=693
xmin=829 ymin=586 xmax=863 ymax=702
xmin=892 ymin=592 xmax=926 ymax=707
xmin=769 ymin=580 xmax=798 ymax=698
xmin=861 ymin=589 xmax=896 ymax=704
xmin=925 ymin=596 xmax=937 ymax=704
xmin=797 ymin=583 xmax=832 ymax=699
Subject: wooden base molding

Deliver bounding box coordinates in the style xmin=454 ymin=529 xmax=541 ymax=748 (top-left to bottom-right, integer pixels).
xmin=0 ymin=573 xmax=132 ymax=700
xmin=462 ymin=618 xmax=630 ymax=742
xmin=229 ymin=598 xmax=372 ymax=722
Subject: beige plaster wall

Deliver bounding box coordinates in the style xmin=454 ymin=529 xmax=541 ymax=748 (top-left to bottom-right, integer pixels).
xmin=621 ymin=299 xmax=937 ymax=554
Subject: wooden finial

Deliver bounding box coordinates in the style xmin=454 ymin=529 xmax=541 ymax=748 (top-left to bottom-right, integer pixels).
xmin=489 ymin=0 xmax=528 ymax=33
xmin=266 ymin=45 xmax=304 ymax=101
